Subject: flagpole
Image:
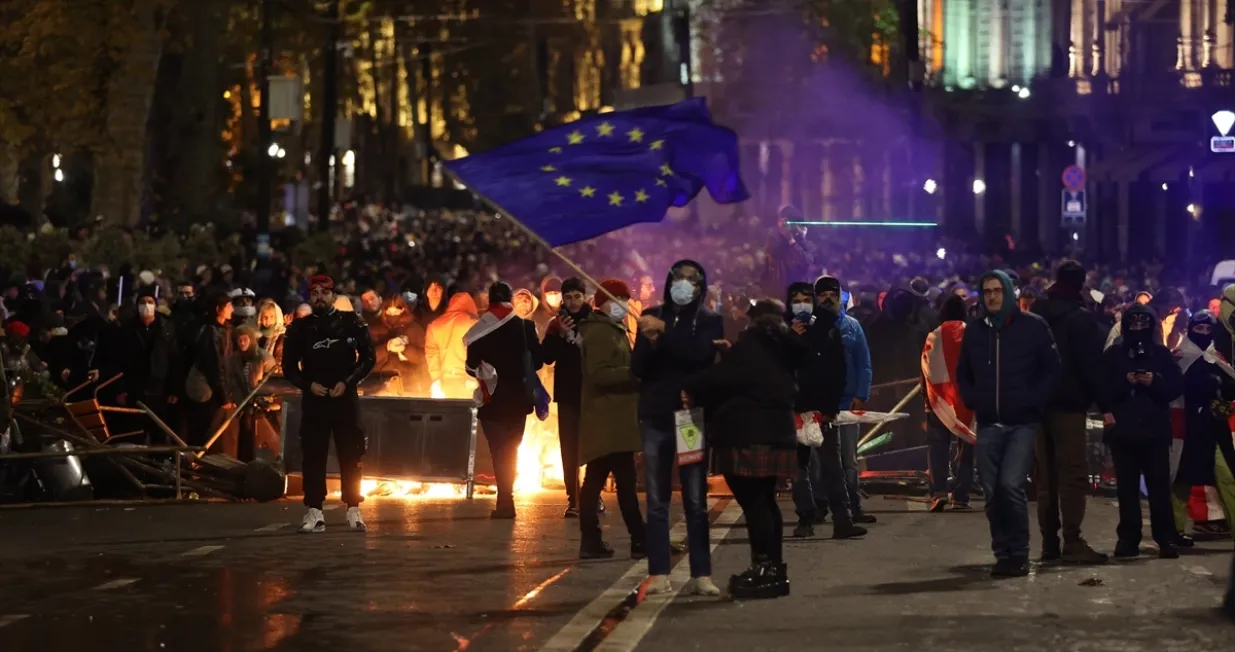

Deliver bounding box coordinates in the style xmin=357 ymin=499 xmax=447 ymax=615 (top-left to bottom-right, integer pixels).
xmin=438 ymin=165 xmax=622 ymax=305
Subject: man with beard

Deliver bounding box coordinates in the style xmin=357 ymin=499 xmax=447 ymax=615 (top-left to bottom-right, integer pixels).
xmin=359 ymin=289 xmax=383 ymax=330
xmin=464 ymin=281 xmax=544 ymax=519
xmin=283 ymin=274 xmax=376 ymax=534
xmin=956 ymin=270 xmax=1061 ymax=577
xmin=542 ymin=277 xmax=590 ymax=517
xmin=1029 ymin=260 xmax=1110 ymax=564
xmin=1100 ymin=302 xmax=1183 ymax=559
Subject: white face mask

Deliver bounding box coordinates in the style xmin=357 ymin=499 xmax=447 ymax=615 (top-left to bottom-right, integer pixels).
xmin=545 ymin=292 xmax=562 ymax=309
xmin=791 ymin=302 xmax=813 ymax=319
xmin=670 ymin=279 xmax=696 ymax=306
xmin=605 ymin=301 xmax=628 ymax=321
xmin=236 ymin=306 xmax=256 ymax=318
xmin=137 ymin=303 xmax=156 ymax=318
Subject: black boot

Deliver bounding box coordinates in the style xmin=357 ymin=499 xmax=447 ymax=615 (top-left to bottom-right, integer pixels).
xmin=579 ymin=540 xmax=616 ymax=560
xmin=729 ymin=560 xmax=790 ymax=600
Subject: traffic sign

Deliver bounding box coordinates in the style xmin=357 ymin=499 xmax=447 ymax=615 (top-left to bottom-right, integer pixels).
xmin=1061 ymin=190 xmax=1086 ymax=226
xmin=1061 ymin=165 xmax=1086 ymax=191
xmin=1211 ymin=136 xmax=1234 ymax=153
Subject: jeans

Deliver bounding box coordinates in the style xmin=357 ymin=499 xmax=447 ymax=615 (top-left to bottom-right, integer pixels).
xmin=642 ymin=423 xmax=711 ymax=577
xmin=975 ymin=423 xmax=1037 ymax=562
xmin=927 ymin=416 xmax=974 ymax=504
xmin=791 ymin=427 xmax=854 ymax=527
xmin=725 ymin=474 xmax=783 ymax=564
xmin=1034 ymin=411 xmax=1091 ymax=545
xmin=580 ymin=452 xmax=645 ymax=547
xmin=838 ymin=424 xmax=862 ymax=515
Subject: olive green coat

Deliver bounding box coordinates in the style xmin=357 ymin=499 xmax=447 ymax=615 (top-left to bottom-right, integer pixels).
xmin=577 ymin=312 xmax=642 ymax=465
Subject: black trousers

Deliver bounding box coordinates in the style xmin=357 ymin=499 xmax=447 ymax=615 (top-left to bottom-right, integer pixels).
xmin=558 ymin=403 xmax=581 ymax=504
xmin=186 ymin=397 xmax=222 ymax=448
xmin=580 ymin=452 xmax=645 ymax=547
xmin=1110 ymin=438 xmax=1175 ymax=547
xmin=482 ymin=418 xmax=525 ymax=508
xmin=301 ymin=394 xmax=366 ymax=509
xmin=725 ymin=474 xmax=783 ymax=564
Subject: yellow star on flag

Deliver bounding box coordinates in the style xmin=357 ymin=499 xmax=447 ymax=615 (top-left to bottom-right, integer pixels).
xmin=627 ymin=127 xmax=644 ymax=143
xmin=555 ymin=176 xmax=572 ymax=187
xmin=567 ymin=130 xmax=585 ymax=145
xmin=541 ymin=165 xmax=556 ymax=172
xmin=580 ymin=186 xmax=596 ymax=197
xmin=634 ymin=189 xmax=649 ymax=203
xmin=655 ymin=178 xmax=667 ymax=187
xmin=596 ymin=122 xmax=615 ymax=137
xmin=659 ymin=163 xmax=673 ymax=176
xmin=608 ymin=191 xmax=624 ymax=206
xmin=549 ymin=147 xmax=562 ymax=153
xmin=649 ymin=139 xmax=664 ymax=150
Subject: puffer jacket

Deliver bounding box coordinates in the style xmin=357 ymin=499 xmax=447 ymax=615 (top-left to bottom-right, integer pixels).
xmin=425 ymin=292 xmax=479 ymax=385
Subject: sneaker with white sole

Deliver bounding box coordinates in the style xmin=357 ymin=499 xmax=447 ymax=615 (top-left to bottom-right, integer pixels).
xmin=298 ymin=507 xmax=325 ymax=534
xmin=346 ymin=506 xmax=367 ymax=532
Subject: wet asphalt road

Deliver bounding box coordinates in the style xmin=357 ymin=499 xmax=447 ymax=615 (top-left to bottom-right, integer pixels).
xmin=0 ymin=492 xmax=1232 ymax=652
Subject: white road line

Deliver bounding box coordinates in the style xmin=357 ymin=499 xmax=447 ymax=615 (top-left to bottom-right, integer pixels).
xmin=0 ymin=614 xmax=30 ymax=629
xmin=255 ymin=523 xmax=289 ymax=532
xmin=905 ymin=499 xmax=928 ymax=511
xmin=1186 ymin=565 xmax=1213 ymax=577
xmin=181 ymin=545 xmax=225 ymax=557
xmin=93 ymin=578 xmax=139 ymax=591
xmin=596 ymin=501 xmax=743 ymax=652
xmin=537 ymin=498 xmax=722 ymax=652
xmin=323 ymin=505 xmax=341 ymax=512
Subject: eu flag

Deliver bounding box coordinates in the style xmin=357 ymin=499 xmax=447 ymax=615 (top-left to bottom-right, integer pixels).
xmin=442 ymin=98 xmax=749 ymax=247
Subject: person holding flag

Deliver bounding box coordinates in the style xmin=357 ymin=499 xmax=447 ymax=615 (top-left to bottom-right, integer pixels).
xmin=921 ymin=295 xmax=977 ymax=512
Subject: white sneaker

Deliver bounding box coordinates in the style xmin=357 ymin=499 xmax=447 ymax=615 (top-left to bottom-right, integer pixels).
xmin=346 ymin=506 xmax=367 ymax=532
xmin=646 ymin=575 xmax=672 ymax=595
xmin=298 ymin=507 xmax=325 ymax=533
xmin=692 ymin=576 xmax=721 ymax=596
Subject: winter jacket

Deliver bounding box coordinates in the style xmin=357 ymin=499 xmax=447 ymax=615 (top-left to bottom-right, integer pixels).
xmin=282 ymin=308 xmax=375 ymax=397
xmin=370 ymin=296 xmax=428 ymax=394
xmin=631 ymin=260 xmax=725 ymax=428
xmin=1031 ymin=289 xmax=1109 ymax=413
xmin=683 ymin=324 xmax=806 ymax=449
xmin=577 ymin=312 xmax=641 ymax=464
xmin=194 ymin=320 xmax=240 ymax=405
xmin=1101 ymin=315 xmax=1183 ymax=442
xmin=792 ymin=308 xmax=848 ymax=418
xmin=464 ymin=310 xmax=542 ymax=423
xmin=541 ymin=305 xmax=591 ymax=406
xmin=425 ymin=293 xmax=479 ymax=385
xmin=116 ymin=315 xmax=182 ymax=401
xmin=956 ymin=275 xmax=1062 ymax=427
xmin=837 ymin=311 xmax=872 ymax=409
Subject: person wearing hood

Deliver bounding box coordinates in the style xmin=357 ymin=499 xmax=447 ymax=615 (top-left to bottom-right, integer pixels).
xmin=683 ymin=299 xmax=807 ymax=600
xmin=1100 ymin=302 xmax=1184 ymax=559
xmin=631 ymin=259 xmax=725 ymax=597
xmin=226 ymin=323 xmax=278 ymax=461
xmin=922 ymin=295 xmax=976 ymax=512
xmin=576 ymin=279 xmax=647 ymax=560
xmin=419 ymin=278 xmax=448 ymax=327
xmin=464 ymin=281 xmax=544 ymax=519
xmin=532 ymin=276 xmax=563 ymax=339
xmin=425 ymin=286 xmax=479 ymax=399
xmin=1028 ymin=260 xmax=1110 ymax=564
xmin=542 ymin=277 xmax=591 ymax=517
xmin=255 ymin=299 xmax=286 ymax=372
xmin=1169 ymin=310 xmax=1235 ymax=544
xmin=512 ymin=288 xmax=538 ymax=320
xmin=370 ymin=294 xmax=428 ymax=396
xmin=784 ymin=280 xmax=866 ymax=539
xmin=956 ymin=270 xmax=1062 ymax=577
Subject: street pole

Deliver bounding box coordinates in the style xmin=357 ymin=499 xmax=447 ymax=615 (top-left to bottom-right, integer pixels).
xmin=317 ymin=0 xmax=340 ymax=232
xmin=257 ymin=0 xmax=274 ymax=256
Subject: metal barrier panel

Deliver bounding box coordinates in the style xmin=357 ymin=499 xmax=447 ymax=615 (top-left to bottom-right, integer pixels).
xmin=281 ymin=396 xmax=490 ymax=488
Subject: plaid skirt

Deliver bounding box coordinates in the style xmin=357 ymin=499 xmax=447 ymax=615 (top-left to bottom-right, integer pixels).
xmin=715 ymin=445 xmax=799 ymax=479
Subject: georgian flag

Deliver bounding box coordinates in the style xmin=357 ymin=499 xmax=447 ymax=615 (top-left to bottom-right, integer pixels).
xmin=921 ymin=321 xmax=976 ymax=444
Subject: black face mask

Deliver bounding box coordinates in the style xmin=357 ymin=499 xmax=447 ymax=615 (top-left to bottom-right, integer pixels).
xmin=1190 ymin=330 xmax=1214 ymax=351
xmin=817 ymin=298 xmax=840 ymax=315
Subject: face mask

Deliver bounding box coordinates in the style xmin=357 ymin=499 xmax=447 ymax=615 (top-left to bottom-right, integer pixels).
xmin=605 ymin=301 xmax=627 ymax=321
xmin=137 ymin=303 xmax=156 ymax=318
xmin=791 ymin=302 xmax=813 ymax=320
xmin=670 ymin=279 xmax=696 ymax=306
xmin=68 ymin=259 xmax=77 ymax=270
xmin=236 ymin=306 xmax=256 ymax=318
xmin=1190 ymin=330 xmax=1214 ymax=351
xmin=545 ymin=293 xmax=562 ymax=309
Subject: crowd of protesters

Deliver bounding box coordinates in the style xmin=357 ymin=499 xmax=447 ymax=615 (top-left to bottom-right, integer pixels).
xmin=1 ymin=200 xmax=1234 ymax=611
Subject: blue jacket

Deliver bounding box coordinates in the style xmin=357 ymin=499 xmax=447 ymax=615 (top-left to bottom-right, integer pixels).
xmin=837 ymin=311 xmax=872 ymax=409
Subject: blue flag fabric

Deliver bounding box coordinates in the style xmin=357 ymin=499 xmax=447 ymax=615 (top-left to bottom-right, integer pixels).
xmin=442 ymin=98 xmax=749 ymax=247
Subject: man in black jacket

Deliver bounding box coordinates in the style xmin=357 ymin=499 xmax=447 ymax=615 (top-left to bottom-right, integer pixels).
xmin=541 ymin=277 xmax=589 ymax=517
xmin=115 ymin=289 xmax=182 ymax=439
xmin=631 ymin=259 xmax=724 ymax=596
xmin=785 ymin=280 xmax=866 ymax=539
xmin=957 ymin=270 xmax=1062 ymax=578
xmin=465 ymin=281 xmax=543 ymax=520
xmin=283 ymin=274 xmax=376 ymax=534
xmin=1030 ymin=260 xmax=1109 ymax=564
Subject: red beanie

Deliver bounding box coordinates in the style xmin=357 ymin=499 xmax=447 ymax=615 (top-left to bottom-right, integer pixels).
xmin=596 ymin=278 xmax=631 ymax=306
xmin=308 ymin=274 xmax=335 ymax=291
xmin=5 ymin=321 xmax=30 ymax=339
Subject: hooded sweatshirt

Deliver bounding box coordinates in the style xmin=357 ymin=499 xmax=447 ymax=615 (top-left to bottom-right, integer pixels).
xmin=631 ymin=259 xmax=725 ymax=428
xmin=955 ymin=270 xmax=1062 ymax=426
xmin=1100 ymin=303 xmax=1183 ymax=441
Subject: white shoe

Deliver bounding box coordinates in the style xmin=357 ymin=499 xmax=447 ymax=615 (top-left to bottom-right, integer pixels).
xmin=692 ymin=576 xmax=721 ymax=596
xmin=346 ymin=506 xmax=367 ymax=532
xmin=298 ymin=507 xmax=325 ymax=533
xmin=646 ymin=575 xmax=672 ymax=595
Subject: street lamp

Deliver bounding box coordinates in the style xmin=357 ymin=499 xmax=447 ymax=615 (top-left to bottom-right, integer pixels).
xmin=972 ymin=179 xmax=986 ymax=195
xmin=267 ymin=143 xmax=279 ymax=157
xmin=922 ymin=179 xmax=937 ymax=194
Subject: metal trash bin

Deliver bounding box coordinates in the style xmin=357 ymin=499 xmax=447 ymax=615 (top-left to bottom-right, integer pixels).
xmin=281 ymin=396 xmax=488 ymax=498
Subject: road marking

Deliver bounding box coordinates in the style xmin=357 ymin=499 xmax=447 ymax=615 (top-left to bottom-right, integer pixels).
xmin=94 ymin=578 xmax=139 ymax=591
xmin=181 ymin=545 xmax=225 ymax=557
xmin=323 ymin=505 xmax=341 ymax=512
xmin=1186 ymin=565 xmax=1213 ymax=577
xmin=537 ymin=498 xmax=733 ymax=652
xmin=255 ymin=523 xmax=289 ymax=532
xmin=596 ymin=500 xmax=742 ymax=652
xmin=905 ymin=499 xmax=928 ymax=511
xmin=0 ymin=615 xmax=30 ymax=629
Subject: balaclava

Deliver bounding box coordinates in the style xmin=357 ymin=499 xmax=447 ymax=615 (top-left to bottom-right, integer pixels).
xmin=1188 ymin=310 xmax=1218 ymax=351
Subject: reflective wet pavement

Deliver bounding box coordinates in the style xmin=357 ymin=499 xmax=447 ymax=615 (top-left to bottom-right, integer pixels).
xmin=0 ymin=493 xmax=1232 ymax=652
